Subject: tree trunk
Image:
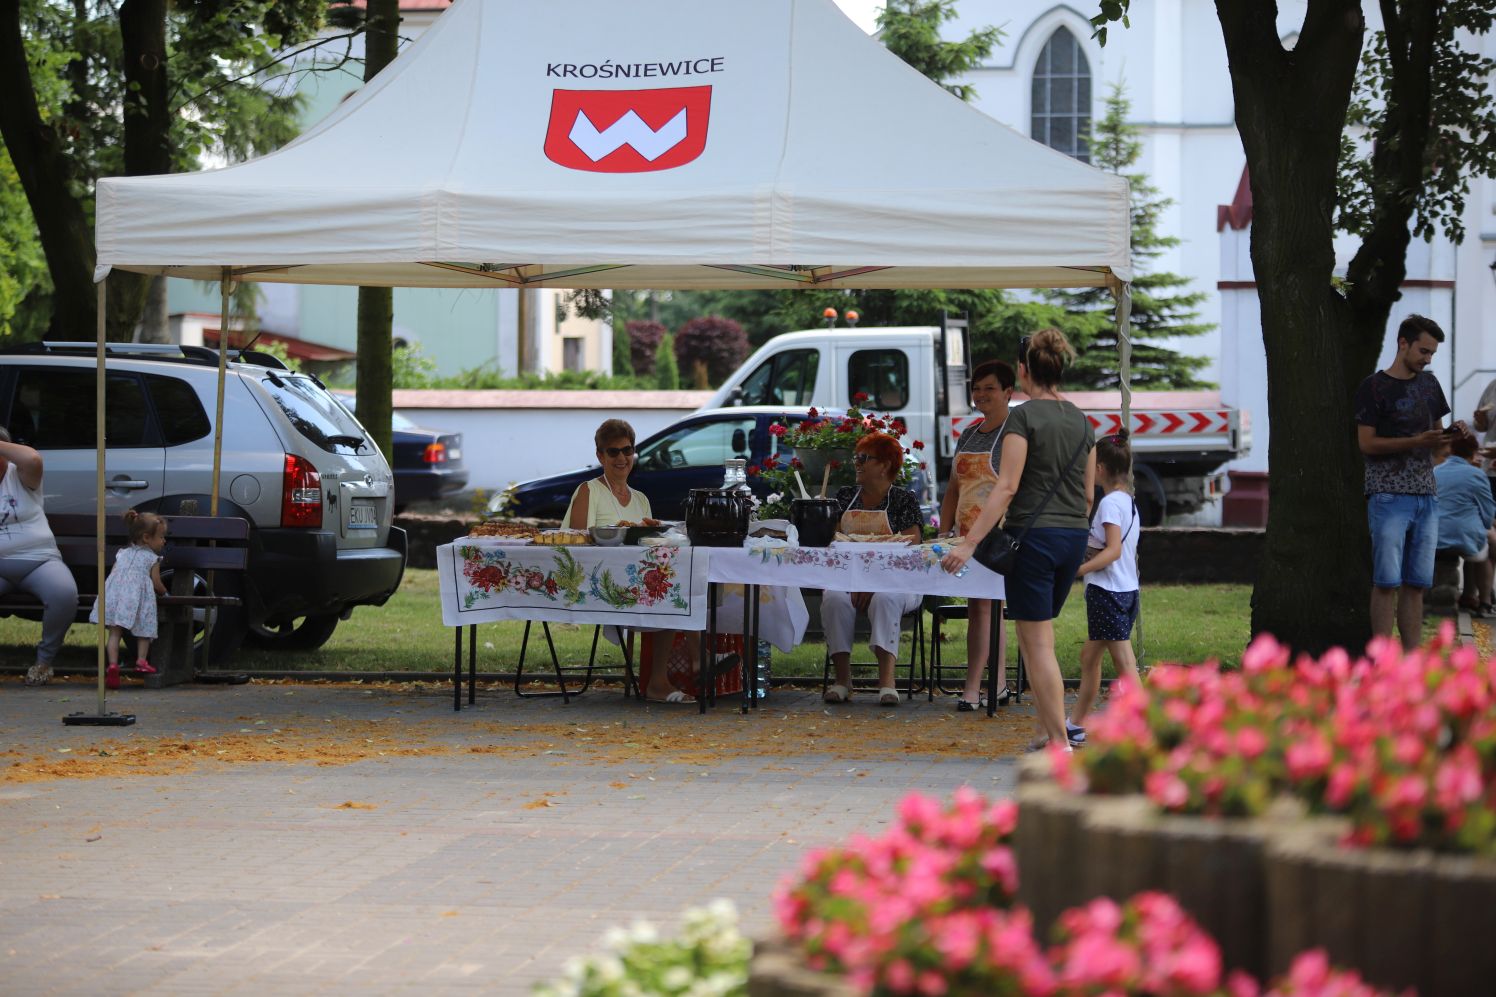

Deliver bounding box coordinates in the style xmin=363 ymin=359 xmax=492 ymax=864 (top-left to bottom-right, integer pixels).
xmin=355 ymin=0 xmax=401 ymax=459
xmin=0 ymin=1 xmax=96 ymax=340
xmin=357 ymin=288 xmax=394 ymax=458
xmin=136 ymin=276 xmax=171 ymax=343
xmin=1216 ymin=0 xmax=1372 ymax=654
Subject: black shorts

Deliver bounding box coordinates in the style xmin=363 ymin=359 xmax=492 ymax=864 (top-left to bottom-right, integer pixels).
xmin=1085 ymin=585 xmax=1138 ymax=642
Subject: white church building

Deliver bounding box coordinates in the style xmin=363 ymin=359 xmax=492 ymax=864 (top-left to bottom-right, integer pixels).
xmin=945 ymin=1 xmax=1495 ymax=515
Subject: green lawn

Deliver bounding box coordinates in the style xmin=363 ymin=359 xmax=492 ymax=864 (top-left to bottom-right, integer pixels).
xmin=0 ymin=569 xmax=1252 ymax=681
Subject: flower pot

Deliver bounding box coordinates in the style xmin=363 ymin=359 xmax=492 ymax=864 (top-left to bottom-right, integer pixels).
xmin=1017 ymin=754 xmax=1307 ymax=981
xmin=1265 ymin=820 xmax=1496 ymax=997
xmin=792 ymin=447 xmax=855 ymax=493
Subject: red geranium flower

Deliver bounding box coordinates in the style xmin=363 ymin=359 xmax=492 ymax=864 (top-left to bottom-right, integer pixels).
xmin=913 ymin=440 xmax=925 ymax=450
xmin=853 ymin=391 xmax=870 ymax=403
xmin=768 ymin=423 xmax=787 ymax=438
xmin=808 ymin=407 xmax=818 ymax=418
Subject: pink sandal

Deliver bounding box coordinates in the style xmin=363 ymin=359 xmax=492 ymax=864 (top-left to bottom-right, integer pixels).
xmin=133 ymin=658 xmax=158 ymax=675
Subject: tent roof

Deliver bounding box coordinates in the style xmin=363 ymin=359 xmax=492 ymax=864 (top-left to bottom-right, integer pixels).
xmin=94 ymin=0 xmax=1131 ymax=290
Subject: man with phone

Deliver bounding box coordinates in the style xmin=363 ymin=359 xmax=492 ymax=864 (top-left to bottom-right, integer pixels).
xmin=1354 ymin=315 xmax=1462 ymax=649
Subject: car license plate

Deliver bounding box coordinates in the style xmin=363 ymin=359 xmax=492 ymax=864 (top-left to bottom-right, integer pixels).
xmin=349 ymin=502 xmax=378 ymax=529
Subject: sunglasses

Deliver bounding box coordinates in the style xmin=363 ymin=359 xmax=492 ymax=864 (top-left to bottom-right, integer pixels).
xmin=602 ymin=445 xmax=635 ymax=458
xmin=853 ymin=453 xmax=876 ymax=466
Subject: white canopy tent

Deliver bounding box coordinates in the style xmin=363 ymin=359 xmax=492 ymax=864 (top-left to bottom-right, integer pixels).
xmin=81 ymin=0 xmax=1132 ymax=717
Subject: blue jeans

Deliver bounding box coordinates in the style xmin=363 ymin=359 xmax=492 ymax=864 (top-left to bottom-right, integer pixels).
xmin=1367 ymin=493 xmax=1438 ymax=590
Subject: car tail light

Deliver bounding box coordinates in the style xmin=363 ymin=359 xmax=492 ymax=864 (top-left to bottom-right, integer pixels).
xmin=282 ymin=453 xmax=323 ymax=528
xmin=422 ymin=442 xmax=448 ymax=464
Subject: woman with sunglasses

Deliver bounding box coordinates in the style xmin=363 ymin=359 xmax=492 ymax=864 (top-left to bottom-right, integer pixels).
xmin=566 ymin=419 xmax=653 ymax=529
xmin=940 ymin=329 xmax=1096 ymax=751
xmin=821 ymin=432 xmax=924 ymax=707
xmin=566 ymin=419 xmax=700 ymax=704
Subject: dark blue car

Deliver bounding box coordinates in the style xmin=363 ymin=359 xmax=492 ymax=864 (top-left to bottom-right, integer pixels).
xmin=492 ymin=406 xmax=815 ymax=521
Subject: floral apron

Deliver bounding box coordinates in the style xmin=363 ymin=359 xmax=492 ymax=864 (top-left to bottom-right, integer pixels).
xmin=954 ymin=423 xmax=1002 ymax=537
xmin=840 ymin=488 xmax=894 ymax=537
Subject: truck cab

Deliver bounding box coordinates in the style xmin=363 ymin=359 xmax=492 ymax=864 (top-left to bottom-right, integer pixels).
xmin=704 ymin=323 xmax=971 ymax=504
xmin=705 ymin=321 xmax=1250 ymax=527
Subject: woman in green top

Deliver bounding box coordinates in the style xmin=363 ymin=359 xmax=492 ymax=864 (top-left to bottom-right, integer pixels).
xmin=941 ymin=328 xmax=1096 ymax=751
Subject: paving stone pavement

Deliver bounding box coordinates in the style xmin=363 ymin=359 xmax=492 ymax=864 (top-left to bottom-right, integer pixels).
xmin=1 ymin=678 xmax=1031 ymax=995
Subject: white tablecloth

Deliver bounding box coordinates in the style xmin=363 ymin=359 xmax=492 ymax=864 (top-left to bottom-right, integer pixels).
xmin=439 ymin=540 xmax=710 ymax=628
xmin=706 ymin=543 xmax=1006 ymax=600
xmin=437 ymin=540 xmax=809 ymax=650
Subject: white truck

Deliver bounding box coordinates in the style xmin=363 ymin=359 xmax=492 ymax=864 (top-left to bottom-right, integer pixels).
xmin=700 ymin=318 xmax=1250 ymax=526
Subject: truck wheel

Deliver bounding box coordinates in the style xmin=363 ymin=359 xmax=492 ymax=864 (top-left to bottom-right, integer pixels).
xmin=1134 ymin=464 xmax=1168 ymax=527
xmin=247 ymin=613 xmax=341 ymax=651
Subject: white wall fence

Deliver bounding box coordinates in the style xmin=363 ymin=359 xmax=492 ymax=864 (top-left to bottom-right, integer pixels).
xmin=393 ymin=389 xmax=714 ymax=495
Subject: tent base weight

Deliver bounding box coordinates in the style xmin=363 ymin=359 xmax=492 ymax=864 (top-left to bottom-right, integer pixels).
xmin=63 ymin=712 xmax=136 ymax=727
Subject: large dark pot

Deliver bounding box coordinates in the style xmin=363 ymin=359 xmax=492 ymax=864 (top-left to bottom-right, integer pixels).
xmin=685 ymin=488 xmax=751 ymax=547
xmin=790 ymin=498 xmax=841 ymax=548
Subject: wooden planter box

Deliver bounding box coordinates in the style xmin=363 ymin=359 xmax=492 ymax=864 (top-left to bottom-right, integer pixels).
xmin=1017 ymin=755 xmax=1309 ymax=981
xmin=1019 ymin=756 xmax=1496 ymax=996
xmin=746 ymin=937 xmax=857 ymax=997
xmin=1266 ymin=821 xmax=1496 ymax=996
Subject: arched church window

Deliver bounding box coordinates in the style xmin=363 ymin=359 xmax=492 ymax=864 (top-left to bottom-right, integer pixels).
xmin=1031 ymin=27 xmax=1091 ymax=162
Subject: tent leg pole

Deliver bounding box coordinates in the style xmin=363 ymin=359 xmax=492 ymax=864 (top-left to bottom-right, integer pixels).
xmin=65 ymin=278 xmax=134 ymax=725
xmin=201 ymin=270 xmax=231 ymax=671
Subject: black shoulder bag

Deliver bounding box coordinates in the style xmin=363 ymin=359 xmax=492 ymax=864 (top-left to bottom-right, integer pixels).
xmin=972 ymin=420 xmax=1089 ymax=576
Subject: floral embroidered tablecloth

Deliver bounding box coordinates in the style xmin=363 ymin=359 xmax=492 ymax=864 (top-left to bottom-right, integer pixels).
xmin=438 ymin=541 xmax=709 ymax=628
xmin=706 ymin=544 xmax=1006 ymax=600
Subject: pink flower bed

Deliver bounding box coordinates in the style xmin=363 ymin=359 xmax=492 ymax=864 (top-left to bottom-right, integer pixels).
xmin=1061 ymin=625 xmax=1496 ymax=854
xmin=774 ymin=790 xmax=1397 ymax=996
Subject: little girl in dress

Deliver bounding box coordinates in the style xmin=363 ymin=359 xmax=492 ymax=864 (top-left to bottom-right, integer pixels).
xmin=89 ymin=510 xmax=168 ymax=689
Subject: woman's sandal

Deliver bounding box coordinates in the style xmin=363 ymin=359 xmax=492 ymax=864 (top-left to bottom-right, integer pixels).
xmin=878 ymin=687 xmax=901 ymax=707
xmin=823 ymin=684 xmax=851 ymax=704
xmin=133 ymin=659 xmax=158 ymax=675
xmin=956 ymin=697 xmax=987 ymax=712
xmin=646 ymin=690 xmax=695 ymax=705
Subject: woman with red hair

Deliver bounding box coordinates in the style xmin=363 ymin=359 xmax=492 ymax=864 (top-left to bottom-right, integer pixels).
xmin=821 ymin=432 xmax=924 ymax=707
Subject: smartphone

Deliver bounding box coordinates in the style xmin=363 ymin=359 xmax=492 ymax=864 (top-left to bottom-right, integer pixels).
xmin=1442 ymin=425 xmax=1459 ymax=436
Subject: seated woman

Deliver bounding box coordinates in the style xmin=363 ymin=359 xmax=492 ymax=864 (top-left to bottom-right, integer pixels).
xmin=821 ymin=432 xmax=924 ymax=707
xmin=565 ymin=418 xmax=701 ymax=704
xmin=1434 ymin=431 xmax=1496 ymax=616
xmin=0 ymin=426 xmax=79 ymax=686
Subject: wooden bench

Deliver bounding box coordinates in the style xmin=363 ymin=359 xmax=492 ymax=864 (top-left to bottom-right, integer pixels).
xmin=0 ymin=513 xmax=250 ymax=687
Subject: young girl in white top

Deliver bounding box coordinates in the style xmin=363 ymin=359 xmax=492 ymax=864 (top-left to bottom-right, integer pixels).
xmin=1068 ymin=431 xmax=1141 ymax=746
xmin=89 ymin=509 xmax=168 ymax=689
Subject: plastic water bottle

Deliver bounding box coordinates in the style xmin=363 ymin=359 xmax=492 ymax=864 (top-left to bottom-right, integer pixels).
xmin=933 ymin=542 xmax=969 ymax=578
xmin=755 ymin=639 xmax=771 ymax=700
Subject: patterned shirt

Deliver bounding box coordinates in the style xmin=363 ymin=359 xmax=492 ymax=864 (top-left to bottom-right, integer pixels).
xmin=1353 ymin=371 xmax=1449 ymax=496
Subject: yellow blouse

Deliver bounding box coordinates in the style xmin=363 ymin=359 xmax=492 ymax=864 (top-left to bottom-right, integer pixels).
xmin=565 ymin=477 xmax=653 ymax=528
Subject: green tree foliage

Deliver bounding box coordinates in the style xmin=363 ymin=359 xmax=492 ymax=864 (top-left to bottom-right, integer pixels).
xmin=0 ymin=0 xmax=352 ymax=339
xmin=875 ymin=0 xmax=1002 ymax=101
xmin=1045 ymin=84 xmax=1213 ymax=390
xmin=653 ymin=333 xmax=681 ymax=390
xmin=610 ymin=320 xmax=634 ymax=376
xmin=0 ymin=148 xmax=48 ymax=338
xmin=674 ymin=315 xmax=749 ymax=388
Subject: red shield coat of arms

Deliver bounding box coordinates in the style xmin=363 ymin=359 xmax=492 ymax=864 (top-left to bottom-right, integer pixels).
xmin=544 ymin=86 xmax=712 ymax=173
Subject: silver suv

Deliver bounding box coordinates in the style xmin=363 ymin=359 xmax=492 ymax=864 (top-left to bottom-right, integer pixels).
xmin=0 ymin=342 xmax=407 ymax=656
